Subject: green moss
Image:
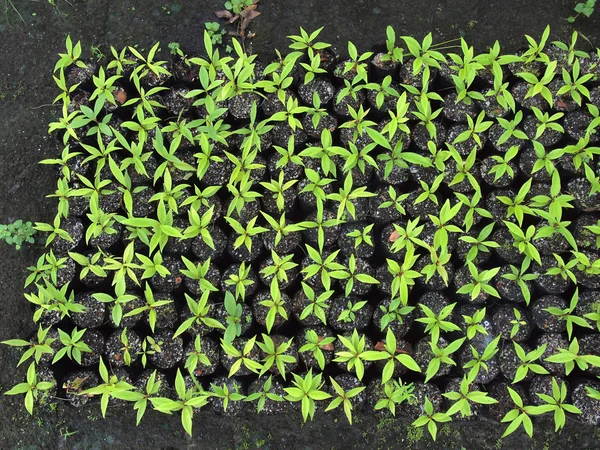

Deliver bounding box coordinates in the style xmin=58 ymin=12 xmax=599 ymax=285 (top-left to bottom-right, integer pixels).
xmin=377 ymin=417 xmax=396 ymax=430
xmin=406 ymin=425 xmax=424 ymax=445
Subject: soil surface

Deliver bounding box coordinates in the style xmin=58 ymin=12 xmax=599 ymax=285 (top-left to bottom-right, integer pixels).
xmin=1 ymin=1 xmax=600 ymax=449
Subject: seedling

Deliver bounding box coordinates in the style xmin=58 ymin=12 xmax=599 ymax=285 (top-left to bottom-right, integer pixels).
xmin=283 ymin=369 xmax=331 ymax=422
xmin=443 ymin=374 xmax=498 ymax=418
xmin=333 ymin=330 xmax=386 ymax=380
xmin=376 ymin=328 xmax=421 ymax=383
xmin=298 ymin=329 xmax=336 ymax=371
xmin=4 ymin=362 xmax=56 ymax=415
xmin=324 ymin=377 xmax=366 ymax=424
xmin=412 ymin=397 xmax=451 ymax=441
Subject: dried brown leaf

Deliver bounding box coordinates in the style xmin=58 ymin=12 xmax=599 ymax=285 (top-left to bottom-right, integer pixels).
xmin=241 ymin=6 xmax=260 ymax=21
xmin=214 ymin=10 xmax=233 ymax=19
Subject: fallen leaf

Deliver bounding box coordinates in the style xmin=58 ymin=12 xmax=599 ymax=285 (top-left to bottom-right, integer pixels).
xmin=389 ymin=230 xmax=401 ymax=242
xmin=318 ymin=336 xmax=334 ymax=351
xmin=374 ymin=341 xmax=387 ymax=351
xmin=240 ymin=18 xmax=250 ymax=36
xmin=375 ymin=341 xmax=409 ymax=353
xmin=241 ymin=6 xmax=260 ymax=21
xmin=214 ymin=9 xmax=233 ymax=19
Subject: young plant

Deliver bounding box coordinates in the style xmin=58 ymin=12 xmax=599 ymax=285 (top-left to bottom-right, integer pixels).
xmin=259 ymin=280 xmax=289 ymax=333
xmin=335 ymin=141 xmax=379 ymax=175
xmin=443 ymin=374 xmax=498 ymax=418
xmin=259 ymin=250 xmax=298 ymax=285
xmin=52 ymin=327 xmax=92 ymax=365
xmin=488 ymin=145 xmax=519 ymax=182
xmin=259 ymin=171 xmax=298 ymax=212
xmin=386 ymin=246 xmax=422 ymax=305
xmin=298 ymin=282 xmax=333 ymax=326
xmin=517 ymin=60 xmax=557 ymax=107
xmin=454 ymin=189 xmax=493 ymax=232
xmin=339 ymin=254 xmax=379 ymax=297
xmin=512 ymin=342 xmax=549 ymax=383
xmin=225 ymin=215 xmax=268 ymax=253
xmin=379 ymin=298 xmax=415 ymax=331
xmin=337 ymin=299 xmax=368 ymax=324
xmin=149 ymin=369 xmax=209 ymax=436
xmin=298 ymin=168 xmax=336 ymax=215
xmin=462 ymin=307 xmax=489 ymax=340
xmin=324 ymin=376 xmax=366 ymax=424
xmin=495 ymin=110 xmax=528 ymax=146
xmin=298 ymin=329 xmax=336 ymax=371
xmin=135 ymin=250 xmax=170 ymax=281
xmin=452 ymin=110 xmax=493 ymax=148
xmin=428 ymin=199 xmax=463 ymax=250
xmin=299 ymin=129 xmax=346 ymax=177
xmin=287 ymin=26 xmax=331 ymax=59
xmin=501 ymin=386 xmax=539 ymax=438
xmin=447 ymin=147 xmax=479 ymax=190
xmin=346 ymin=224 xmax=374 ymax=249
xmin=456 ymin=262 xmax=501 ymax=301
xmin=389 ymin=219 xmax=428 ymax=254
xmin=416 ymin=302 xmax=461 ymax=344
xmin=459 ymin=223 xmax=499 ymax=263
xmin=376 ymin=328 xmax=421 ymax=383
xmin=4 ymin=362 xmax=56 ymax=415
xmin=81 ymin=358 xmax=136 ymax=418
xmin=544 ymin=337 xmax=600 ymax=375
xmin=411 ymin=397 xmax=452 ymax=441
xmin=301 ymin=246 xmax=347 ymax=291
xmin=503 ymin=221 xmax=542 ymax=266
xmin=415 ymin=174 xmax=445 ymax=207
xmin=0 ymin=220 xmax=36 ymax=250
xmin=401 ymin=33 xmax=446 ymax=75
xmin=424 ymin=337 xmax=466 ymax=382
xmin=180 ymin=256 xmax=219 ymax=295
xmin=333 ymin=330 xmax=386 ymax=380
xmin=121 ymin=201 xmax=184 ymax=254
xmin=222 ymin=292 xmax=244 ymax=344
xmin=542 ymin=288 xmax=592 ymax=339
xmin=556 ymin=59 xmax=593 ymax=105
xmin=112 ymin=370 xmax=162 ymax=426
xmin=501 ymin=258 xmax=538 ymax=305
xmin=283 ymin=369 xmax=331 ymax=422
xmin=462 ymin=334 xmax=501 ymax=381
xmin=373 ymin=379 xmax=415 ymax=416
xmin=210 ymin=381 xmax=246 ymax=413
xmin=174 ymin=291 xmax=225 ymax=338
xmin=54 ymin=35 xmax=87 ymax=72
xmin=124 ymin=284 xmax=175 ymax=333
xmin=224 ymin=262 xmax=255 ymax=301
xmin=257 ymin=334 xmax=296 ymax=379
xmin=510 ymin=308 xmax=528 ymax=339
xmin=532 ymin=377 xmax=582 ymax=432
xmin=2 ymin=325 xmax=56 ymax=367
xmin=220 ymin=336 xmax=263 ymax=377
xmin=34 ymin=215 xmax=74 ymax=247
xmin=92 ymin=282 xmax=138 ymax=327
xmin=378 ymin=91 xmax=410 ymax=136
xmin=244 ymin=375 xmax=285 ymax=413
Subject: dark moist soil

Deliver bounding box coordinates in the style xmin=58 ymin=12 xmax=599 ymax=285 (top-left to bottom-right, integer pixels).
xmin=3 ymin=1 xmax=600 ymax=449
